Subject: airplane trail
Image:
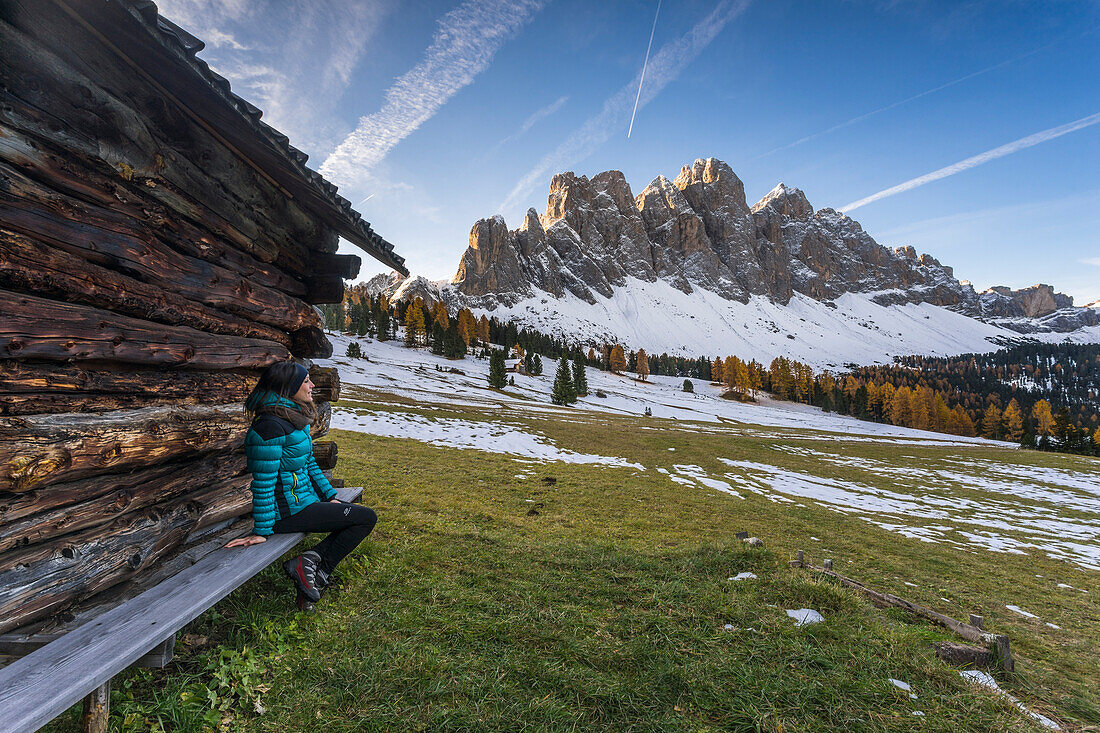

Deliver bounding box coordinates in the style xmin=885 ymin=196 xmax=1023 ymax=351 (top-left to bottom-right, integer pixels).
xmin=840 ymin=111 xmax=1100 ymax=212
xmin=628 ymin=0 xmax=662 ymax=139
xmin=754 ymin=33 xmax=1088 ymax=161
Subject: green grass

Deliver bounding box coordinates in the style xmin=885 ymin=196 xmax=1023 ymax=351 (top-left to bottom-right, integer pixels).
xmin=45 ymin=394 xmax=1099 ymax=732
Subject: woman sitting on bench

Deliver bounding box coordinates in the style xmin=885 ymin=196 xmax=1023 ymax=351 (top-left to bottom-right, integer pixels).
xmin=226 ymin=361 xmax=377 ymax=610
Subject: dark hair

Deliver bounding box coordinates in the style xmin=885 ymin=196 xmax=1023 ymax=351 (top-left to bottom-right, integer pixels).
xmin=245 ymin=361 xmax=316 ymax=422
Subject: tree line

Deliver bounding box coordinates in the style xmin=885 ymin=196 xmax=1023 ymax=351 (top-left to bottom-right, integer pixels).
xmin=320 ymin=289 xmax=1098 ymax=452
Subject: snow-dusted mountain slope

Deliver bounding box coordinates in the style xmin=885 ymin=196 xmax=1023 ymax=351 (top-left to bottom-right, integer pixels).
xmin=463 ymin=277 xmax=1100 ymax=370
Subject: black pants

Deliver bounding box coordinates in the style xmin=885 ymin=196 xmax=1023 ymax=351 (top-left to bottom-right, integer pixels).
xmin=272 ymin=501 xmax=377 ymax=574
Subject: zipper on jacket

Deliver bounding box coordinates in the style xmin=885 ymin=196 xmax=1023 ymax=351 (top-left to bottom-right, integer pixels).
xmin=290 ymin=473 xmax=300 ymax=503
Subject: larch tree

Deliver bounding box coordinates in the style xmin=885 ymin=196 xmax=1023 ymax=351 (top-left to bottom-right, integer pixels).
xmin=430 ymin=301 xmax=449 ymax=329
xmin=1031 ymin=399 xmax=1054 ymax=436
xmin=1002 ymin=399 xmax=1025 ymax=441
xmin=980 ymin=404 xmax=1003 ymax=439
xmin=477 ymin=315 xmax=491 ymax=345
xmin=403 ymin=303 xmax=426 ymax=347
xmin=711 ymin=357 xmax=725 ymax=385
xmin=636 ymin=349 xmax=650 ymax=381
xmin=609 ymin=344 xmax=627 ymax=373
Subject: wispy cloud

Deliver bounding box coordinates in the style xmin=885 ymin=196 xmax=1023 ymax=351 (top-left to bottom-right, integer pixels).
xmin=491 ymin=95 xmax=569 ymax=152
xmin=500 ymin=0 xmax=751 ymax=215
xmin=321 ymin=0 xmax=546 ymax=188
xmin=1082 ymin=257 xmax=1100 ymax=267
xmin=156 ymin=0 xmax=393 ymax=157
xmin=840 ymin=111 xmax=1100 ymax=212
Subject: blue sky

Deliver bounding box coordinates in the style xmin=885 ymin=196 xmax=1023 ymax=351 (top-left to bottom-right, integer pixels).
xmin=158 ymin=0 xmax=1100 ymax=304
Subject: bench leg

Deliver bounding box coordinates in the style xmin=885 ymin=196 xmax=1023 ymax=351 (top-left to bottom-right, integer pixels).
xmin=81 ymin=679 xmax=110 ymax=733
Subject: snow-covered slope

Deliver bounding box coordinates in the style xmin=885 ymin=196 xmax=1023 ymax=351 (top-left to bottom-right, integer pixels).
xmin=459 ymin=277 xmax=1100 ymax=370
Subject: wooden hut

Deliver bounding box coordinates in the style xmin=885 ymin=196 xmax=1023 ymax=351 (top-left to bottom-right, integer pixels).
xmin=0 ymin=0 xmax=406 ymax=639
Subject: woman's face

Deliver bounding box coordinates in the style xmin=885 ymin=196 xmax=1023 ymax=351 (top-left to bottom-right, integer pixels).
xmin=293 ymin=375 xmax=315 ymax=404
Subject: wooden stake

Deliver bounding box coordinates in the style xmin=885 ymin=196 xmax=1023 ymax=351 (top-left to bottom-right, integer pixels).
xmin=81 ymin=680 xmax=110 ymax=733
xmin=823 ymin=559 xmax=833 ymax=570
xmin=969 ymin=614 xmax=983 ymax=630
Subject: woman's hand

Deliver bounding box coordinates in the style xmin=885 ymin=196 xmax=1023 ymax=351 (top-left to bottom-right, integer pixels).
xmin=225 ymin=535 xmax=266 ymax=548
xmin=329 ymin=499 xmax=342 ymax=503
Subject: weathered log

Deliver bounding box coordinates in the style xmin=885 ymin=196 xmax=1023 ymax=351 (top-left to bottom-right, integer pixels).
xmin=312 ymin=253 xmax=362 ymax=280
xmin=309 ymin=365 xmax=341 ymax=403
xmin=0 ymin=484 xmax=244 ymax=634
xmin=290 ymin=326 xmax=333 ymax=359
xmin=0 ymin=13 xmax=331 ymax=262
xmin=0 ymin=290 xmax=289 ymax=368
xmin=0 ymin=453 xmax=247 ymax=551
xmin=312 ymin=441 xmax=337 ymax=471
xmin=312 ymin=402 xmax=332 ymax=438
xmin=304 ymin=275 xmax=348 ymax=305
xmin=0 ymin=227 xmax=289 ymax=345
xmin=0 ymin=402 xmax=248 ymax=492
xmin=0 ymin=123 xmax=308 ymax=293
xmin=0 ymin=361 xmax=258 ymax=416
xmin=804 ymin=562 xmax=1014 ymax=672
xmin=0 ymin=163 xmax=320 ymax=333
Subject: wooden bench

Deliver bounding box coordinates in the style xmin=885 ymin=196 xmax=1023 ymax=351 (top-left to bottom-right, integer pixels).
xmin=0 ymin=486 xmax=363 ymax=733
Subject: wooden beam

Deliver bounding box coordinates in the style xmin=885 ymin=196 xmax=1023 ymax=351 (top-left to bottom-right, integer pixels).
xmin=289 ymin=327 xmax=333 ymax=359
xmin=312 ymin=441 xmax=337 ymax=471
xmin=0 ymin=361 xmax=257 ymax=416
xmin=0 ymin=290 xmax=289 ymax=368
xmin=308 ymin=366 xmax=340 ymax=403
xmin=0 ymin=451 xmax=245 ymax=547
xmin=0 ymin=227 xmax=289 ymax=345
xmin=0 ymin=164 xmax=320 ymax=332
xmin=0 ymin=123 xmax=306 ymax=292
xmin=0 ymin=402 xmax=248 ymax=492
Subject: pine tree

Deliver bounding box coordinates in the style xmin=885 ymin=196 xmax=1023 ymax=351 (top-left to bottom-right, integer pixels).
xmin=636 ymin=349 xmax=649 ymax=381
xmin=572 ymin=356 xmax=588 ymax=396
xmin=345 ymin=341 xmax=362 ymax=358
xmin=551 ymin=355 xmax=577 ymax=405
xmin=429 ymin=322 xmax=445 ymax=355
xmin=532 ymin=354 xmax=543 ymax=376
xmin=683 ymin=379 xmax=694 ymax=393
xmin=488 ymin=349 xmax=507 ymax=389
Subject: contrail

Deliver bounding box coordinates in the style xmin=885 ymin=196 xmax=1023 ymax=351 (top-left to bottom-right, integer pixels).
xmin=357 ymin=193 xmax=375 ymax=206
xmin=627 ymin=0 xmax=662 ymax=139
xmin=754 ymin=34 xmax=1087 ymax=161
xmin=840 ymin=111 xmax=1100 ymax=212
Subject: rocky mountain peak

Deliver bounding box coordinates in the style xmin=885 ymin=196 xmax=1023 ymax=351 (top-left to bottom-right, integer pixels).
xmin=752 ymin=182 xmax=813 ymax=220
xmin=445 ymin=156 xmax=1095 ymax=335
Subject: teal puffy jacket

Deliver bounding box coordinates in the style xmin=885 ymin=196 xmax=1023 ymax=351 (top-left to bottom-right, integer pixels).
xmin=243 ymin=393 xmax=336 ymax=536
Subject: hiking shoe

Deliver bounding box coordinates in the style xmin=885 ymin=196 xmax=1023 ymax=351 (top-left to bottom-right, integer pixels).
xmin=284 ymin=551 xmax=322 ymax=602
xmin=295 ymin=590 xmax=315 ymax=613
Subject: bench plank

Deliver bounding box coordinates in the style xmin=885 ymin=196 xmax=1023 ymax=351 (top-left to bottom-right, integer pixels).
xmin=0 ymin=487 xmax=362 ymax=733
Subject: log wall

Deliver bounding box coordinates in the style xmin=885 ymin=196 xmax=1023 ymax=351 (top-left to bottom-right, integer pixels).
xmin=0 ymin=2 xmax=360 ymax=636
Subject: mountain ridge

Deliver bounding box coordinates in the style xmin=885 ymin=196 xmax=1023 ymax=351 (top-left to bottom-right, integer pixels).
xmin=364 ymin=157 xmax=1099 ymax=365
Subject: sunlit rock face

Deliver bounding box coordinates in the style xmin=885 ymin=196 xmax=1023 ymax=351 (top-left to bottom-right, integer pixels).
xmin=439 ymin=157 xmax=1093 ymax=334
